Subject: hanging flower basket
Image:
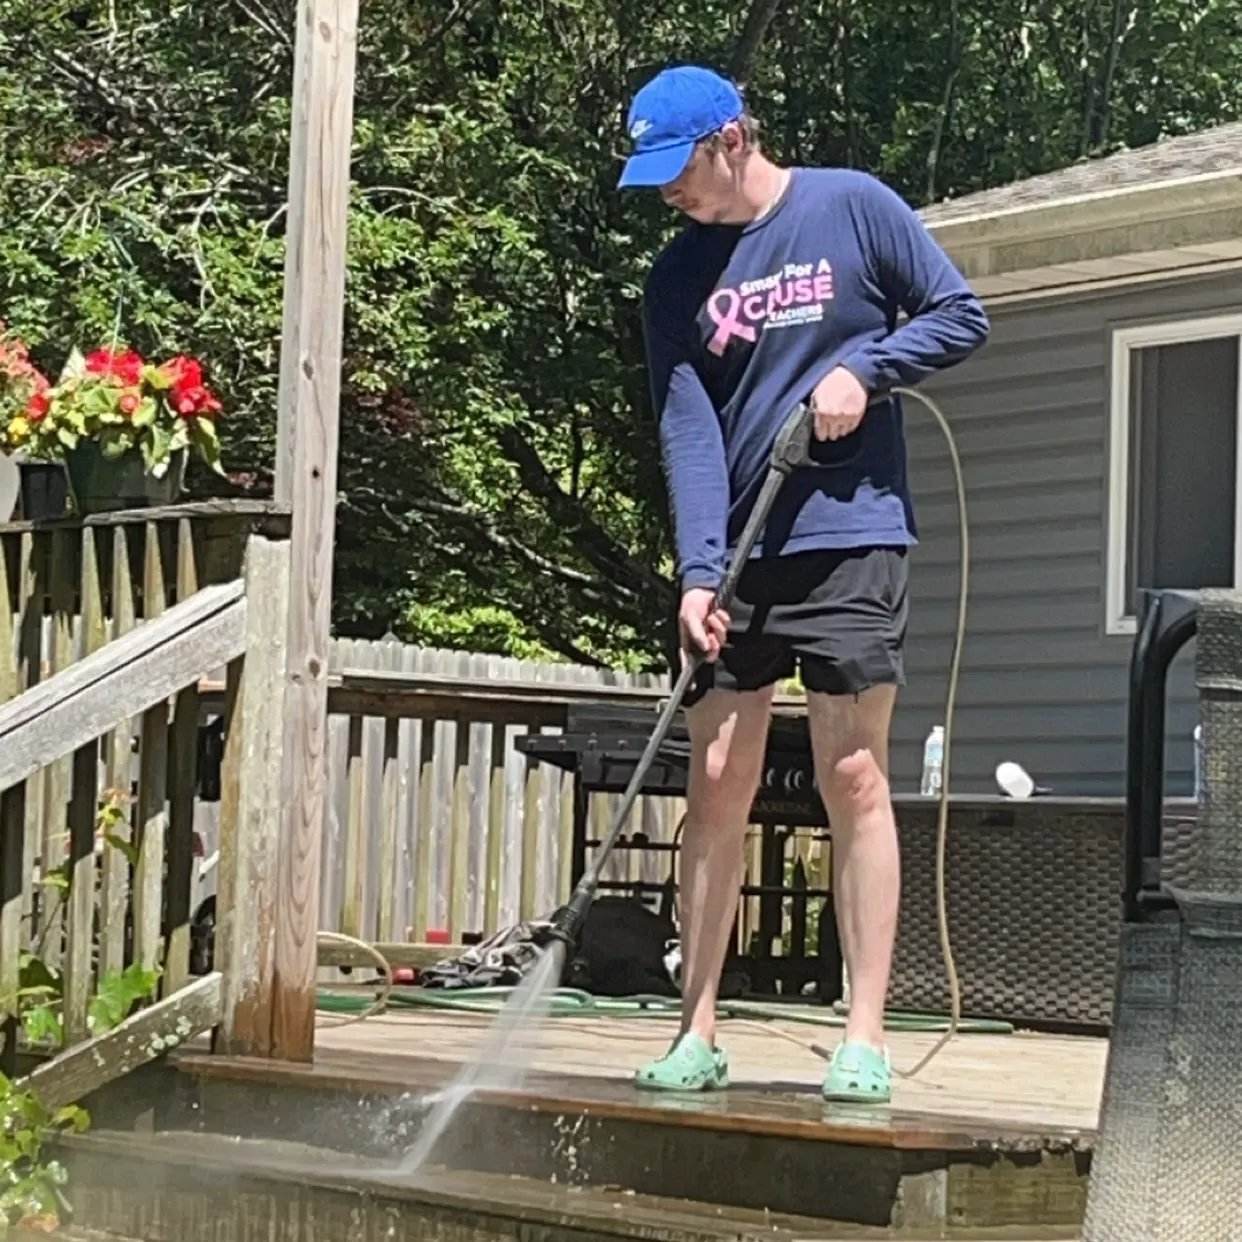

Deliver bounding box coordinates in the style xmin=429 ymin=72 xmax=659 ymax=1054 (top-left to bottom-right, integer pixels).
xmin=22 ymin=345 xmax=225 ymax=516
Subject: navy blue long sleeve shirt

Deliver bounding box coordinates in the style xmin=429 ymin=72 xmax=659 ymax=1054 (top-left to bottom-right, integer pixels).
xmin=642 ymin=167 xmax=990 ymax=592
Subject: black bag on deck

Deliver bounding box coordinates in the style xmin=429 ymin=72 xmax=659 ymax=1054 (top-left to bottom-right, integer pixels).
xmin=563 ymin=897 xmax=679 ymax=997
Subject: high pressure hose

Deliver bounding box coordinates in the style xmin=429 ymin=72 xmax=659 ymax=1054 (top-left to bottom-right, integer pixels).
xmin=888 ymin=384 xmax=967 ymax=1081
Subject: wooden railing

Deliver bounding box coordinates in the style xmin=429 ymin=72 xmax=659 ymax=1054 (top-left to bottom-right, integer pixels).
xmin=0 ymin=501 xmax=289 ymax=1097
xmin=315 ymin=641 xmax=681 ymax=952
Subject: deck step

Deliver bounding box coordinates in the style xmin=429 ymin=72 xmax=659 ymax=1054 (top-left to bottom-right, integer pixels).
xmin=55 ymin=1129 xmax=1079 ymax=1242
xmin=75 ymin=1056 xmax=1091 ymax=1235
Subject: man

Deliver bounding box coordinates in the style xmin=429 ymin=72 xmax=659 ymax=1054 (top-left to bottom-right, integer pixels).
xmin=618 ymin=64 xmax=989 ymax=1103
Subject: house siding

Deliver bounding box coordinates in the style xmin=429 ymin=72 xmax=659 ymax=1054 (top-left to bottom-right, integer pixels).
xmin=894 ymin=271 xmax=1242 ymax=796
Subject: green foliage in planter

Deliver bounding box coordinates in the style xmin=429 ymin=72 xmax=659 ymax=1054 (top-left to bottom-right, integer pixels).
xmin=28 ymin=348 xmax=223 ymax=480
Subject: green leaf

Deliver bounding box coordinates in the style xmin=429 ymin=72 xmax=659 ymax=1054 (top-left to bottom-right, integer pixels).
xmin=87 ymin=963 xmax=161 ymax=1035
xmin=18 ymin=955 xmax=59 ymax=997
xmin=98 ymin=426 xmax=132 ymax=459
xmin=82 ymin=384 xmax=114 ymax=416
xmin=52 ymin=1104 xmax=90 ymax=1135
xmin=103 ymin=832 xmax=138 ymax=867
xmin=192 ymin=417 xmax=224 ymax=473
xmin=144 ymin=420 xmax=173 ymax=472
xmin=39 ymin=862 xmax=69 ymax=892
xmin=22 ymin=1005 xmax=63 ymax=1048
xmin=130 ymin=397 xmax=157 ymax=428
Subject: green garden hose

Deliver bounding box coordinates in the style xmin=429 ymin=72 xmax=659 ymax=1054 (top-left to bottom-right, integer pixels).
xmin=313 ymin=982 xmax=1012 ymax=1035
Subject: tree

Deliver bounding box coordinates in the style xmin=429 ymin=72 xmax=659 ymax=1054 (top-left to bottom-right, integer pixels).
xmin=1 ymin=0 xmax=1240 ymax=667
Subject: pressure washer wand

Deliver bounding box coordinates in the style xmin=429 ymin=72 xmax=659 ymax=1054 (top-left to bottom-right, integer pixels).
xmin=540 ymin=400 xmax=820 ymax=952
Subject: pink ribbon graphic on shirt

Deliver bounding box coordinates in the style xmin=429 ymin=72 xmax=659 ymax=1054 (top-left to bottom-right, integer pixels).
xmin=705 ymin=289 xmax=757 ymax=355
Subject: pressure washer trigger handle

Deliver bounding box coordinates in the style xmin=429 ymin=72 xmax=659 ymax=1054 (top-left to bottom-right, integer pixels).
xmin=773 ymin=391 xmax=894 ymax=475
xmin=772 ymin=401 xmax=816 ymax=475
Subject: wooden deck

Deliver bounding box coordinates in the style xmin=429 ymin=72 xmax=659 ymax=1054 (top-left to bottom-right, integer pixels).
xmin=112 ymin=998 xmax=1106 ymax=1234
xmin=306 ymin=1003 xmax=1107 ymax=1140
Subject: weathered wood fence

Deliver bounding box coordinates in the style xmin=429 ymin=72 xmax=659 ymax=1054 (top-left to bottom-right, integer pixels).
xmin=310 ymin=637 xmax=821 ymax=966
xmin=318 ymin=638 xmax=687 ymax=949
xmin=0 ymin=502 xmax=288 ymax=1098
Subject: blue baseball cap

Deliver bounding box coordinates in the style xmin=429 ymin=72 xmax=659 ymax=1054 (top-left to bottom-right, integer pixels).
xmin=618 ymin=65 xmax=744 ymax=189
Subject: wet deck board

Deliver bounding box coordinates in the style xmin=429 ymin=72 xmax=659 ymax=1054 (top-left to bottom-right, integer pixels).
xmin=314 ymin=1008 xmax=1106 ymax=1134
xmin=158 ymin=1004 xmax=1102 ymax=1230
xmin=181 ymin=1004 xmax=1107 ymax=1147
xmin=58 ymin=1129 xmax=1083 ymax=1242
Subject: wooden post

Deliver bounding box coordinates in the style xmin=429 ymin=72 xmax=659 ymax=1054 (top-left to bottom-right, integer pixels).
xmin=270 ymin=0 xmax=359 ymax=1062
xmin=215 ymin=535 xmax=290 ymax=1057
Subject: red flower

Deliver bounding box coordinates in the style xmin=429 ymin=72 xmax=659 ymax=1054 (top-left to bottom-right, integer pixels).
xmin=158 ymin=355 xmax=220 ymax=419
xmin=174 ymin=384 xmax=221 ymax=419
xmin=118 ymin=391 xmax=141 ymax=416
xmin=85 ymin=348 xmax=144 ymax=387
xmin=26 ymin=391 xmax=49 ymax=421
xmin=160 ymin=355 xmax=202 ymax=391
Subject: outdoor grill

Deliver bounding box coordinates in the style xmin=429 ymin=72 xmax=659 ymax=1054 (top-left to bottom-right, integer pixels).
xmin=516 ymin=706 xmax=1197 ymax=1030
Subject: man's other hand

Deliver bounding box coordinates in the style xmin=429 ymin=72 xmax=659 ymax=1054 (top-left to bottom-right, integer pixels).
xmin=679 ymin=587 xmax=729 ymax=663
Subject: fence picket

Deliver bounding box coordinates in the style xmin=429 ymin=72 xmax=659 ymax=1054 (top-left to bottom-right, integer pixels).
xmin=318 ymin=637 xmax=672 ymax=953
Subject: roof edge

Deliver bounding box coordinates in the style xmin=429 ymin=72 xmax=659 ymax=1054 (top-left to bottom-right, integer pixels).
xmin=924 ymin=166 xmax=1242 ymax=237
xmin=926 ymin=170 xmax=1242 ymax=282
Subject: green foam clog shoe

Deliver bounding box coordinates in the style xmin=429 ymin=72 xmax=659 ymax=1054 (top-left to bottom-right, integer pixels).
xmin=821 ymin=1041 xmax=892 ymax=1104
xmin=635 ymin=1032 xmax=729 ymax=1092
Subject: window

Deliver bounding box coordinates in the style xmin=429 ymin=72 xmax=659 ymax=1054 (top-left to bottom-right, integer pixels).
xmin=1106 ymin=313 xmax=1242 ymax=636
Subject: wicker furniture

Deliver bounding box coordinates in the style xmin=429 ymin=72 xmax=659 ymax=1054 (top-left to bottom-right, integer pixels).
xmin=889 ymin=796 xmax=1195 ymax=1029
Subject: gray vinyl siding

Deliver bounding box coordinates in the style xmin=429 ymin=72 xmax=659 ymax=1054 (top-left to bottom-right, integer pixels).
xmin=891 ymin=270 xmax=1242 ymax=797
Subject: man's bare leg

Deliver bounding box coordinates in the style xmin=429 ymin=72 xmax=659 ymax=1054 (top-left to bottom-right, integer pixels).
xmin=677 ymin=686 xmax=774 ymax=1046
xmin=807 ymin=685 xmax=900 ymax=1052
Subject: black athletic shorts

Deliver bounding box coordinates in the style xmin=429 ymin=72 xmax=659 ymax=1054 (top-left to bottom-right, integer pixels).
xmin=681 ymin=546 xmax=909 ymax=706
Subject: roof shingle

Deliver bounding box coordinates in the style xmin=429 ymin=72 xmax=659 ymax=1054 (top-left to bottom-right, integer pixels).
xmin=920 ymin=120 xmax=1242 ymax=225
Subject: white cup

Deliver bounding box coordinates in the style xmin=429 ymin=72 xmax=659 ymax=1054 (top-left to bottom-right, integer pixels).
xmin=996 ymin=760 xmax=1035 ymax=799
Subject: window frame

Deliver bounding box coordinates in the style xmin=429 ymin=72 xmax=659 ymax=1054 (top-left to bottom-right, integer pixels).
xmin=1105 ymin=311 xmax=1242 ymax=637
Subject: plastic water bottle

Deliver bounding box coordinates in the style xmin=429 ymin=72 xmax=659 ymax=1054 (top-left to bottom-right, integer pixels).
xmin=921 ymin=725 xmax=945 ymax=796
xmin=1194 ymin=723 xmax=1204 ymax=799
